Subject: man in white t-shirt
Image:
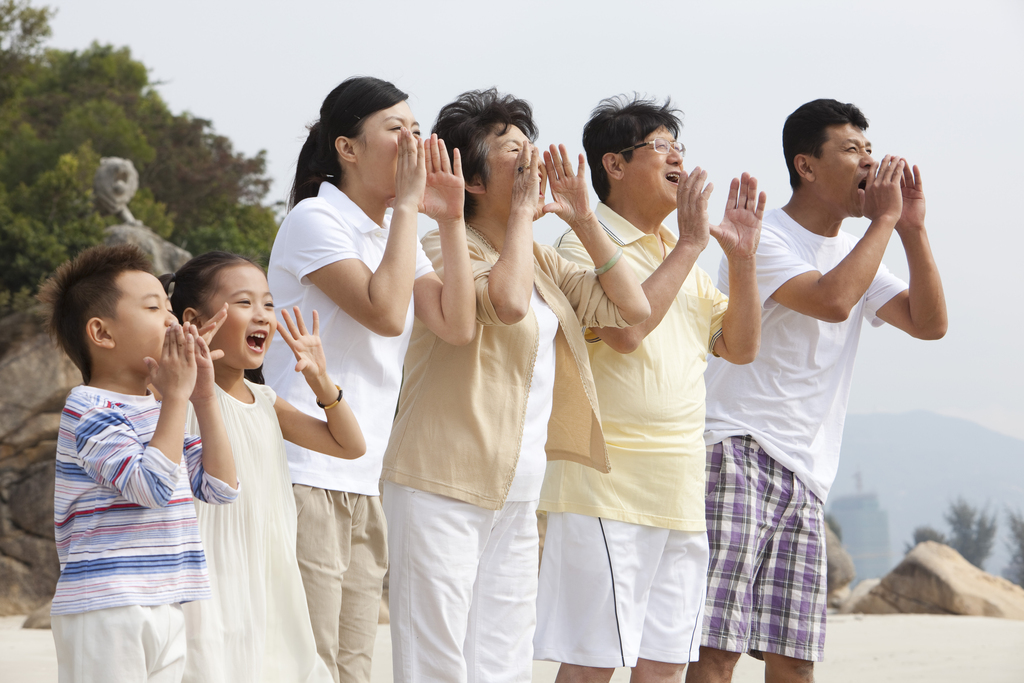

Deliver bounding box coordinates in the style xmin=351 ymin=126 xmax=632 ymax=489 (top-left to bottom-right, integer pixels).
xmin=689 ymin=99 xmax=947 ymax=683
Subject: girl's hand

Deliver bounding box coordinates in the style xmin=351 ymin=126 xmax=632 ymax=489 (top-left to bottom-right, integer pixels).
xmin=277 ymin=307 xmax=331 ymax=393
xmin=194 ymin=303 xmax=228 ymax=361
xmin=542 ymin=144 xmax=592 ymax=228
xmin=421 ymin=134 xmax=465 ymax=224
xmin=393 ymin=127 xmax=426 ymax=213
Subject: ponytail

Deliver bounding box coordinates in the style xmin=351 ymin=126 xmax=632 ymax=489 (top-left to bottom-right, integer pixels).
xmin=290 ymin=121 xmax=341 ymax=208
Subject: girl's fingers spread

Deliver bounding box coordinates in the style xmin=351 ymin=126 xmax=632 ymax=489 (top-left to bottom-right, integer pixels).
xmin=293 ymin=306 xmax=308 ymax=336
xmin=311 ymin=309 xmax=320 ymax=337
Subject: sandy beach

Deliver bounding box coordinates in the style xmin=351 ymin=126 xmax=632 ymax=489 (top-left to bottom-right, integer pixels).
xmin=3 ymin=612 xmax=1022 ymax=682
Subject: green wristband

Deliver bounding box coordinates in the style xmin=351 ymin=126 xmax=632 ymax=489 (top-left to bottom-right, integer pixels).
xmin=594 ymin=247 xmax=623 ymax=275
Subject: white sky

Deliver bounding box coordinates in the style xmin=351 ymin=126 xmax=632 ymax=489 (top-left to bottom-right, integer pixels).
xmin=47 ymin=0 xmax=1024 ymax=438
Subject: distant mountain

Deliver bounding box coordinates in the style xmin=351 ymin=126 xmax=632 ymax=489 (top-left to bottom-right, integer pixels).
xmin=829 ymin=411 xmax=1024 ymax=578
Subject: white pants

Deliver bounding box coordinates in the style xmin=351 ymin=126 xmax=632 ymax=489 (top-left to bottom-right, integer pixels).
xmin=383 ymin=481 xmax=539 ymax=683
xmin=52 ymin=603 xmax=186 ymax=683
xmin=535 ymin=512 xmax=709 ymax=668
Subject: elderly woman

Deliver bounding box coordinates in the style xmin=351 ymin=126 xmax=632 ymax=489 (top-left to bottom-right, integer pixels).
xmin=380 ymin=89 xmax=651 ymax=683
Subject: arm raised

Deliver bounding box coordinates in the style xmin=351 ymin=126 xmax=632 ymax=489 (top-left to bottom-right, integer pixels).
xmin=307 ymin=128 xmax=425 ymax=337
xmin=772 ymin=155 xmax=905 ymax=322
xmin=543 ymin=144 xmax=649 ymax=327
xmin=412 ymin=135 xmax=477 ymax=346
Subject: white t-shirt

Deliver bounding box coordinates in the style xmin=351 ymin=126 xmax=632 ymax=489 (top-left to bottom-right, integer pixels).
xmin=506 ymin=288 xmax=558 ymax=502
xmin=264 ymin=182 xmax=434 ymax=495
xmin=704 ymin=208 xmax=907 ymax=502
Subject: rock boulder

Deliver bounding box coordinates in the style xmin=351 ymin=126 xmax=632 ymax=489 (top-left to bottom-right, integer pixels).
xmin=825 ymin=523 xmax=856 ymax=606
xmin=847 ymin=541 xmax=1024 ymax=619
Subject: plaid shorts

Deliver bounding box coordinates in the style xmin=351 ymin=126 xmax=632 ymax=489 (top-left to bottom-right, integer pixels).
xmin=701 ymin=436 xmax=827 ymax=662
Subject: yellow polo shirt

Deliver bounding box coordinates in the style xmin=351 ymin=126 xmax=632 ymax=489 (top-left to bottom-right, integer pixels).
xmin=539 ymin=203 xmax=728 ymax=531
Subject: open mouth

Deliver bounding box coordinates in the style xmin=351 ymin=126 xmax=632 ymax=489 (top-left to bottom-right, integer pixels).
xmin=858 ymin=178 xmax=867 ymax=190
xmin=666 ymin=172 xmax=681 ymax=185
xmin=246 ymin=331 xmax=267 ymax=352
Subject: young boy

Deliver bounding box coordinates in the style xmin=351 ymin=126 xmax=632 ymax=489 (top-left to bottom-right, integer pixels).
xmin=39 ymin=244 xmax=238 ymax=683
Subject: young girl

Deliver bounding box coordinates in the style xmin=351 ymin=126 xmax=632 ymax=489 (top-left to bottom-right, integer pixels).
xmin=159 ymin=251 xmax=365 ymax=683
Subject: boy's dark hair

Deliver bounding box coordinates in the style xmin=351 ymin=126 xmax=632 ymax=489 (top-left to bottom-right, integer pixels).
xmin=432 ymin=88 xmax=538 ymax=221
xmin=583 ymin=95 xmax=682 ymax=202
xmin=159 ymin=250 xmax=264 ymax=383
xmin=783 ymin=99 xmax=869 ymax=189
xmin=38 ymin=244 xmax=153 ymax=384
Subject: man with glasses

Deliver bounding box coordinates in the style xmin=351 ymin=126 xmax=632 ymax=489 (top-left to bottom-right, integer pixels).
xmin=534 ymin=95 xmax=765 ymax=682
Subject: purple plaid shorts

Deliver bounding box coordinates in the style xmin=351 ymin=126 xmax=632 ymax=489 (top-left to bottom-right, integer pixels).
xmin=701 ymin=436 xmax=827 ymax=662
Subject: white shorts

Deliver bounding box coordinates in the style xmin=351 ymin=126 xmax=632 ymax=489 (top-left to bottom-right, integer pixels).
xmin=51 ymin=603 xmax=186 ymax=683
xmin=383 ymin=481 xmax=539 ymax=683
xmin=534 ymin=512 xmax=708 ymax=668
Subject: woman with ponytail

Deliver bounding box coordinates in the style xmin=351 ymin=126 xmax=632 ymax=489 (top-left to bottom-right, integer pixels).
xmin=263 ymin=76 xmax=476 ymax=682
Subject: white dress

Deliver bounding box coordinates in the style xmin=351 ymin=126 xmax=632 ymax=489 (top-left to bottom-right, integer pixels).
xmin=182 ymin=380 xmax=333 ymax=683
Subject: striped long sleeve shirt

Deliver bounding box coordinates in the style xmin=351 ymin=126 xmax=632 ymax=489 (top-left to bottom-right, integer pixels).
xmin=52 ymin=385 xmax=238 ymax=616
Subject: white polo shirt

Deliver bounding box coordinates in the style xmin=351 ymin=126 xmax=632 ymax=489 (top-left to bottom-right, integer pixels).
xmin=264 ymin=182 xmax=434 ymax=495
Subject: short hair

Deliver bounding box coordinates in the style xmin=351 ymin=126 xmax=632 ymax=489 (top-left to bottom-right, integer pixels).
xmin=583 ymin=95 xmax=682 ymax=202
xmin=783 ymin=99 xmax=869 ymax=189
xmin=37 ymin=244 xmax=153 ymax=384
xmin=432 ymin=88 xmax=538 ymax=221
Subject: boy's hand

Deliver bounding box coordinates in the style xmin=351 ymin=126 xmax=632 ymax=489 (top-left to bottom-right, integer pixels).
xmin=145 ymin=323 xmax=197 ymax=403
xmin=195 ymin=303 xmax=228 ymax=361
xmin=277 ymin=307 xmax=334 ymax=402
xmin=188 ymin=323 xmax=218 ymax=404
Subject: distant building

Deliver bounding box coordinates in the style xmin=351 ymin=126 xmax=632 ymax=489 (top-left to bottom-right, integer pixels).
xmin=829 ymin=492 xmax=892 ymax=580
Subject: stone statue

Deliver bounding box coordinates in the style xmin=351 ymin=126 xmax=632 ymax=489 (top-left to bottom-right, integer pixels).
xmin=92 ymin=157 xmax=191 ymax=275
xmin=93 ymin=157 xmax=142 ymax=226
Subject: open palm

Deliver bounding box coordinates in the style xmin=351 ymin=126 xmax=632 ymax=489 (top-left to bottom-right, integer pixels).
xmin=542 ymin=144 xmax=590 ymax=226
xmin=278 ymin=307 xmax=327 ymax=384
xmin=711 ymin=173 xmax=765 ymax=259
xmin=421 ymin=135 xmax=465 ymax=222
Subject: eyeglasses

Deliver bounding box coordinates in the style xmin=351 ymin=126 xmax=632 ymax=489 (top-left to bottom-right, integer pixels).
xmin=616 ymin=138 xmax=685 ymax=156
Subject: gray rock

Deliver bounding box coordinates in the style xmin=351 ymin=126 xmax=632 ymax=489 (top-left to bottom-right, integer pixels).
xmin=9 ymin=462 xmax=55 ymax=540
xmin=839 ymin=578 xmax=886 ymax=614
xmin=826 ymin=523 xmax=856 ymax=603
xmin=22 ymin=598 xmax=52 ymax=629
xmin=104 ymin=224 xmax=191 ymax=276
xmin=852 ymin=541 xmax=1024 ymax=619
xmin=0 ymin=330 xmax=79 ymax=442
xmin=4 ymin=413 xmax=61 ymax=452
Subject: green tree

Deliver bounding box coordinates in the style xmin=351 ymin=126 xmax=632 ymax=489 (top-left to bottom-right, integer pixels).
xmin=905 ymin=525 xmax=946 ymax=554
xmin=1004 ymin=509 xmax=1024 ymax=587
xmin=945 ymin=498 xmax=997 ymax=570
xmin=0 ymin=1 xmax=279 ymax=310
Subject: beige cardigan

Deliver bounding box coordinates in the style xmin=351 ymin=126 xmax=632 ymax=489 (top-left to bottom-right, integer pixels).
xmin=380 ymin=227 xmax=629 ymax=510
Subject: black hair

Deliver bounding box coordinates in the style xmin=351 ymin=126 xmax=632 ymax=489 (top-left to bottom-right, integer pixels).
xmin=582 ymin=95 xmax=682 ymax=202
xmin=38 ymin=244 xmax=154 ymax=385
xmin=431 ymin=88 xmax=538 ymax=221
xmin=783 ymin=99 xmax=869 ymax=189
xmin=290 ymin=76 xmax=409 ymax=208
xmin=158 ymin=251 xmax=267 ymax=384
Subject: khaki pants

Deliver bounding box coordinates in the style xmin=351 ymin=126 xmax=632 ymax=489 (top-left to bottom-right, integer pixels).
xmin=294 ymin=485 xmax=388 ymax=683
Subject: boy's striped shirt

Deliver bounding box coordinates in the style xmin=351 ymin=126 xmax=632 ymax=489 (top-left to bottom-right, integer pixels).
xmin=52 ymin=385 xmax=238 ymax=616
